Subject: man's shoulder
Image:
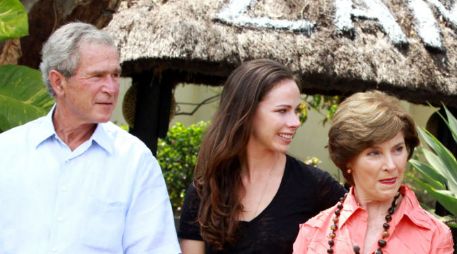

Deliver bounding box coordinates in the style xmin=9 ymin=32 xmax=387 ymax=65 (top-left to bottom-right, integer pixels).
xmin=0 ymin=117 xmax=45 ymax=143
xmin=100 ymin=122 xmax=150 ymax=151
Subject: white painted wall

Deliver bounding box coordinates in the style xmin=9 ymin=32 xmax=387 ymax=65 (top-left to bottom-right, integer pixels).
xmin=111 ymin=81 xmax=437 ymax=182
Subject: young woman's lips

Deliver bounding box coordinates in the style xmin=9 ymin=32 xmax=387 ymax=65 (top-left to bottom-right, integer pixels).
xmin=379 ymin=177 xmax=397 ymax=185
xmin=278 ymin=133 xmax=294 ymax=143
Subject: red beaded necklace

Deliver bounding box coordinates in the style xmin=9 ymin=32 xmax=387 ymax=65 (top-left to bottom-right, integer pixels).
xmin=327 ymin=192 xmax=401 ymax=254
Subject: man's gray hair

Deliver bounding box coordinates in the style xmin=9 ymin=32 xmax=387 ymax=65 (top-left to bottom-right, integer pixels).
xmin=39 ymin=22 xmax=117 ymax=96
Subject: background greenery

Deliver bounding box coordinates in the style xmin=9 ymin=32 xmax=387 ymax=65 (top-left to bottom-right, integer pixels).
xmin=157 ymin=121 xmax=209 ymax=214
xmin=0 ymin=0 xmax=53 ymax=133
xmin=409 ymin=107 xmax=457 ymax=227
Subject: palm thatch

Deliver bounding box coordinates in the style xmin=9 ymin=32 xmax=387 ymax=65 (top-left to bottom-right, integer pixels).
xmin=105 ymin=0 xmax=457 ymax=106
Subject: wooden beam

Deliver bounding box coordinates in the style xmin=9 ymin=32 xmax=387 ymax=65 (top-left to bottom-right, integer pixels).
xmin=129 ymin=72 xmax=173 ymax=155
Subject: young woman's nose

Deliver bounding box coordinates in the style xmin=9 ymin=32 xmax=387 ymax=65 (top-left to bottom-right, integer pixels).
xmin=289 ymin=112 xmax=301 ymax=128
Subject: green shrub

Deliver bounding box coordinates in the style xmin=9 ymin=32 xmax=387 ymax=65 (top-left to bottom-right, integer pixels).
xmin=157 ymin=121 xmax=209 ymax=215
xmin=409 ymin=107 xmax=457 ymax=227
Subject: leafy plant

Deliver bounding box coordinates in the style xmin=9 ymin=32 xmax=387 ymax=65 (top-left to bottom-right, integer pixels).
xmin=0 ymin=65 xmax=54 ymax=131
xmin=0 ymin=0 xmax=54 ymax=133
xmin=0 ymin=0 xmax=28 ymax=41
xmin=157 ymin=121 xmax=209 ymax=214
xmin=300 ymin=95 xmax=341 ymax=125
xmin=409 ymin=107 xmax=457 ymax=226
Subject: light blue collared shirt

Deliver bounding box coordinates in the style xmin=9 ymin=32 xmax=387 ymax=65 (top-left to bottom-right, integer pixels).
xmin=0 ymin=109 xmax=180 ymax=254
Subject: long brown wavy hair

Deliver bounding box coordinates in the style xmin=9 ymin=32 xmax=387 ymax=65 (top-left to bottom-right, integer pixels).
xmin=194 ymin=59 xmax=297 ymax=250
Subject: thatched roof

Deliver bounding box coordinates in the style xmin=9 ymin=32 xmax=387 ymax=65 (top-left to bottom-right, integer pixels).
xmin=105 ymin=0 xmax=457 ymax=106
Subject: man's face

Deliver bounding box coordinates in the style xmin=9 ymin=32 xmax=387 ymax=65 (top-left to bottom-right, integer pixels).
xmin=57 ymin=42 xmax=121 ymax=124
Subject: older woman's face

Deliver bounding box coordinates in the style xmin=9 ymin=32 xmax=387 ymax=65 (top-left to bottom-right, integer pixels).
xmin=350 ymin=132 xmax=408 ymax=204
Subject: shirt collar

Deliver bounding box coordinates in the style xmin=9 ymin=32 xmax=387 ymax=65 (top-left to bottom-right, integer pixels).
xmin=339 ymin=187 xmax=363 ymax=227
xmin=32 ymin=105 xmax=114 ymax=155
xmin=339 ymin=185 xmax=433 ymax=230
xmin=90 ymin=122 xmax=114 ymax=155
xmin=32 ymin=105 xmax=58 ymax=148
xmin=392 ymin=185 xmax=433 ymax=230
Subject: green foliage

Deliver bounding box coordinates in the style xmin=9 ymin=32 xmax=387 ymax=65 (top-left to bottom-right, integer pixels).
xmin=0 ymin=1 xmax=53 ymax=133
xmin=0 ymin=0 xmax=28 ymax=41
xmin=409 ymin=107 xmax=457 ymax=226
xmin=157 ymin=121 xmax=209 ymax=214
xmin=0 ymin=65 xmax=53 ymax=131
xmin=302 ymin=95 xmax=340 ymax=125
xmin=303 ymin=156 xmax=321 ymax=167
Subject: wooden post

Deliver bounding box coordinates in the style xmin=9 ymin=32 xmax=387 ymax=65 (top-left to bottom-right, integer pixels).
xmin=129 ymin=71 xmax=172 ymax=155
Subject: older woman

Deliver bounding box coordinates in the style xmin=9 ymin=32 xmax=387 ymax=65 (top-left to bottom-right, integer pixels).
xmin=293 ymin=91 xmax=454 ymax=254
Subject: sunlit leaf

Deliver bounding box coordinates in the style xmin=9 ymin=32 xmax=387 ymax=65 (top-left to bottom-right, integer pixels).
xmin=418 ymin=128 xmax=457 ymax=192
xmin=442 ymin=106 xmax=457 ymax=145
xmin=0 ymin=0 xmax=28 ymax=41
xmin=409 ymin=159 xmax=446 ymax=189
xmin=0 ymin=65 xmax=54 ymax=131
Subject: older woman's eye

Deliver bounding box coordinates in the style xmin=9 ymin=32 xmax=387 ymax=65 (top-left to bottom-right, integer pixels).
xmin=394 ymin=146 xmax=405 ymax=153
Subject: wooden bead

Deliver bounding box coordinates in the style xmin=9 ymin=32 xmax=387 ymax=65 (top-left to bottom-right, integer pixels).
xmin=378 ymin=239 xmax=387 ymax=247
xmin=353 ymin=245 xmax=360 ymax=253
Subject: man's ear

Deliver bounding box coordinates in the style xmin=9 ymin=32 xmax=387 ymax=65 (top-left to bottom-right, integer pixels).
xmin=48 ymin=70 xmax=66 ymax=96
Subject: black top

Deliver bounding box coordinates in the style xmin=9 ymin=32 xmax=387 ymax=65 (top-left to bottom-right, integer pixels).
xmin=178 ymin=155 xmax=347 ymax=254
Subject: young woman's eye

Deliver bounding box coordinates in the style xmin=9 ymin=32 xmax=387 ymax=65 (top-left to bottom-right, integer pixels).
xmin=277 ymin=109 xmax=287 ymax=113
xmin=367 ymin=150 xmax=380 ymax=156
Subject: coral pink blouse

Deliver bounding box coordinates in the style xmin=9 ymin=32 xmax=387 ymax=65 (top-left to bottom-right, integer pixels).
xmin=293 ymin=185 xmax=453 ymax=254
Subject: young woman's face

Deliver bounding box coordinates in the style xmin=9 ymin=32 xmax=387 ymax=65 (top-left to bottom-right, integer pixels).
xmin=249 ymin=79 xmax=301 ymax=154
xmin=350 ymin=132 xmax=408 ymax=204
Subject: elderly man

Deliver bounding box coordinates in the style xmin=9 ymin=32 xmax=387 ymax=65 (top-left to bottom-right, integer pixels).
xmin=0 ymin=22 xmax=180 ymax=254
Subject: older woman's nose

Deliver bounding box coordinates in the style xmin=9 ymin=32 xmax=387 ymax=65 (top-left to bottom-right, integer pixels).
xmin=383 ymin=155 xmax=396 ymax=171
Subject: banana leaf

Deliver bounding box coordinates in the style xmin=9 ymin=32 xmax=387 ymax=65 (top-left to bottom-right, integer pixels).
xmin=0 ymin=65 xmax=54 ymax=132
xmin=0 ymin=0 xmax=27 ymax=41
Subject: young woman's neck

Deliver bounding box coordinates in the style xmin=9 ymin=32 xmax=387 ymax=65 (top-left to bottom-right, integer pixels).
xmin=243 ymin=149 xmax=284 ymax=180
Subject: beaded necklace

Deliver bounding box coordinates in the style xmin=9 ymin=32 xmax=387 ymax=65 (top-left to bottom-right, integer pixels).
xmin=327 ymin=192 xmax=401 ymax=254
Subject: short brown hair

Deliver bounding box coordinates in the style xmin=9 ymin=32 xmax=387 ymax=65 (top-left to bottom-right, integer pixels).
xmin=328 ymin=90 xmax=419 ymax=185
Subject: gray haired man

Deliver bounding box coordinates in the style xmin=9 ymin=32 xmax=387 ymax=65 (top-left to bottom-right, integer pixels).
xmin=0 ymin=22 xmax=180 ymax=254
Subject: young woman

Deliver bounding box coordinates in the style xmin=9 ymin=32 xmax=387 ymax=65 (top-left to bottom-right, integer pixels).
xmin=178 ymin=59 xmax=346 ymax=254
xmin=293 ymin=90 xmax=453 ymax=254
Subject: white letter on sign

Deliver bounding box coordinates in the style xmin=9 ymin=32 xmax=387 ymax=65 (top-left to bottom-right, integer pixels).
xmin=424 ymin=0 xmax=457 ymax=30
xmin=408 ymin=0 xmax=443 ymax=51
xmin=214 ymin=0 xmax=315 ymax=35
xmin=335 ymin=0 xmax=408 ymax=46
